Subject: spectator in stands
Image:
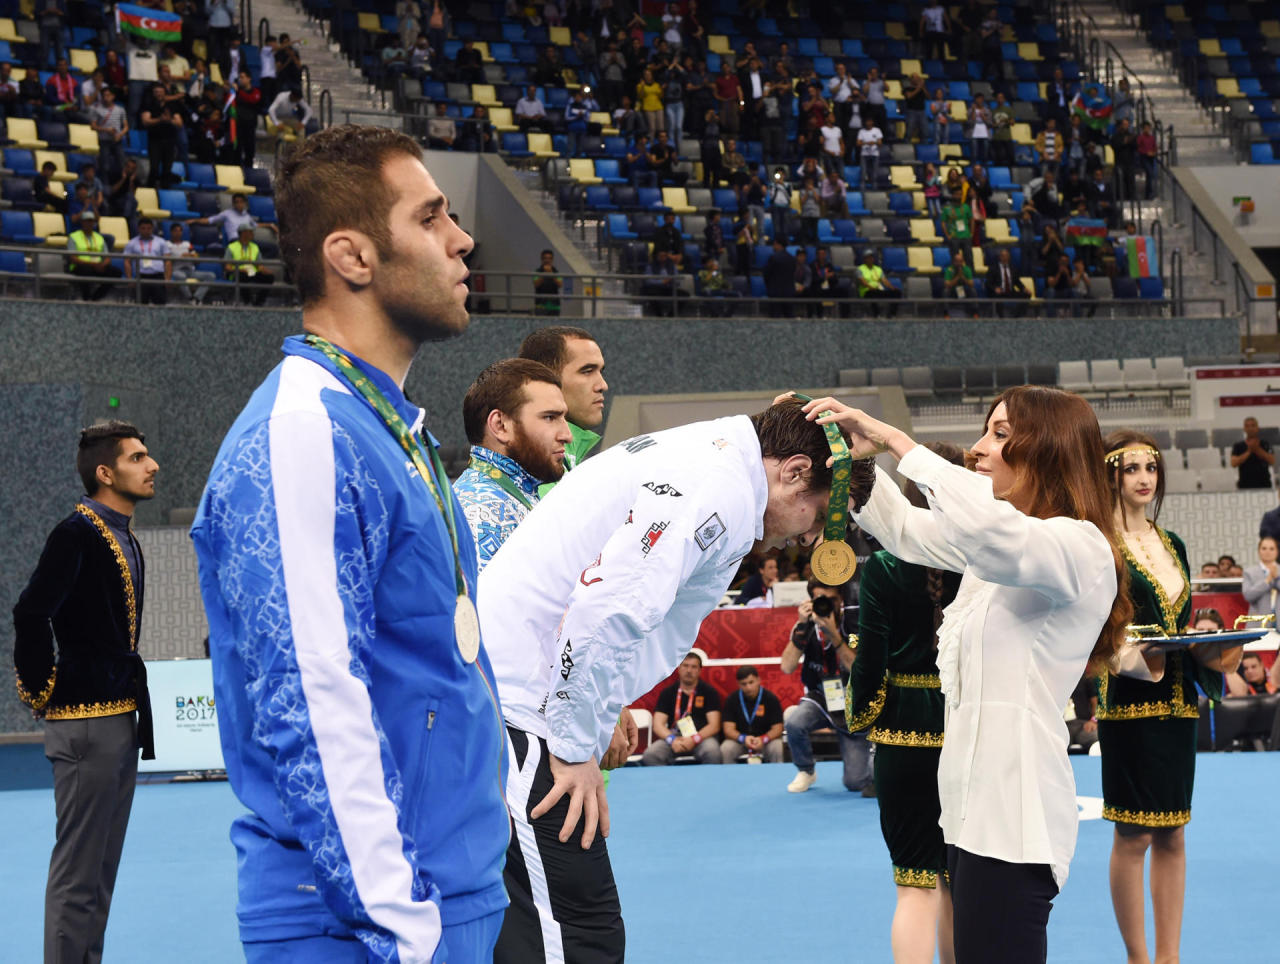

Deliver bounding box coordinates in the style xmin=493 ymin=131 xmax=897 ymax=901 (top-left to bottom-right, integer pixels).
xmin=928 ymin=87 xmax=952 ymax=144
xmin=799 ymin=176 xmax=821 ymax=243
xmin=34 ymin=160 xmax=67 ymax=214
xmin=703 ymin=207 xmax=726 ymax=262
xmin=648 ymin=129 xmax=681 ymax=185
xmin=192 ymin=105 xmax=232 ymax=164
xmin=989 ymin=91 xmax=1015 ymax=167
xmin=635 ymin=67 xmax=663 ymax=134
xmin=1110 ymin=119 xmax=1137 ymax=201
xmin=108 ymin=157 xmax=140 ymax=226
xmin=738 ymin=555 xmax=779 ymax=604
xmin=230 ymin=71 xmax=263 ymax=170
xmin=224 ymin=223 xmax=273 ymax=305
xmin=1226 ymin=653 xmax=1280 ymax=698
xmin=713 ymin=61 xmax=742 ymax=134
xmin=721 ymin=137 xmax=750 ymax=199
xmin=159 ymin=44 xmax=191 ymax=84
xmin=733 ymin=215 xmax=755 ymax=277
xmin=625 ymin=133 xmax=653 ymax=186
xmin=1038 ymin=223 xmax=1067 ymax=274
xmin=862 ymin=66 xmax=887 ymax=133
xmin=1232 ymin=417 xmax=1276 ymax=489
xmin=762 ymin=239 xmax=796 ymax=317
xmin=917 ymin=161 xmax=943 ymax=223
xmin=141 ymin=83 xmax=183 ymax=187
xmin=651 ymin=211 xmax=685 ymax=269
xmin=781 ymin=577 xmax=871 ymax=793
xmin=696 ymin=256 xmax=733 ymax=315
xmin=73 ymin=162 xmax=106 ymax=211
xmin=274 ymin=33 xmax=303 ymax=93
xmin=89 ymin=86 xmax=128 ymax=184
xmin=920 ymin=0 xmax=951 ymax=60
xmin=969 ymin=162 xmax=995 ymax=228
xmin=256 ymin=35 xmax=279 ymax=107
xmin=423 ymin=0 xmax=449 ymax=63
xmin=988 ymin=248 xmax=1028 ymax=313
xmin=514 ymin=85 xmax=548 ymax=133
xmin=123 ymin=217 xmax=171 ymax=305
xmin=533 ymin=45 xmax=565 ymax=89
xmin=1088 ymin=166 xmax=1117 ymax=228
xmin=1111 ymin=77 xmax=1135 ymax=126
xmin=941 ymin=191 xmax=973 ymax=267
xmin=766 ymin=168 xmax=791 ymax=242
xmin=943 ymin=249 xmax=976 ymax=312
xmin=532 ymin=249 xmax=562 ymax=317
xmin=406 ymin=36 xmax=432 ymax=79
xmin=66 ymin=212 xmax=122 ymax=301
xmin=1036 ymin=118 xmax=1064 ymax=175
xmin=268 ymin=88 xmax=318 ymax=139
xmin=207 ymin=0 xmax=235 ymax=79
xmin=955 ymin=0 xmax=985 ymax=61
xmin=1259 ymin=492 xmax=1280 ymax=544
xmin=454 ymin=38 xmax=483 ymax=85
xmin=856 ymin=114 xmax=883 ymax=189
xmin=820 ymin=168 xmax=849 ymax=218
xmin=979 ymin=7 xmax=1004 ymax=82
xmin=598 ymin=41 xmax=626 ymax=110
xmin=1218 ymin=555 xmax=1243 ymax=578
xmin=641 ymin=248 xmax=681 ymax=316
xmin=857 ymin=249 xmax=902 ymax=314
xmin=902 ymin=72 xmax=927 ymax=144
xmin=1066 ymin=677 xmax=1098 ymax=751
xmin=38 ymin=0 xmax=67 ymax=68
xmin=663 ymin=60 xmax=687 ymax=138
xmin=1242 ymin=538 xmax=1280 ymax=626
xmin=721 ymin=665 xmax=785 ymax=763
xmin=187 ymin=59 xmax=212 ymax=105
xmin=1033 ymin=169 xmax=1065 ymax=221
xmin=1046 ymin=67 xmax=1073 ymax=128
xmin=685 ymin=60 xmax=714 ymax=138
xmin=0 ymin=63 xmax=18 ymax=119
xmin=826 ymin=62 xmax=859 ymax=137
xmin=426 ymin=102 xmax=456 ymax=151
xmin=189 ymin=192 xmax=262 ymax=245
xmin=66 ymin=183 xmax=100 ymax=232
xmin=166 ymin=223 xmax=215 ymax=303
xmin=968 ymin=93 xmax=992 ymax=164
xmin=809 ymin=247 xmax=844 ymax=306
xmin=44 ymin=58 xmax=84 ymax=122
xmin=644 ymin=651 xmax=724 ymax=765
xmin=1046 ymin=252 xmax=1075 ymax=311
xmin=758 ymin=73 xmax=788 ymax=164
xmin=612 ymin=94 xmax=640 ymax=139
xmin=793 ymin=248 xmax=815 ymax=314
xmin=1137 ymin=121 xmax=1158 ymax=199
xmin=1197 ymin=561 xmax=1220 ymax=581
xmin=80 ymin=68 xmax=105 ymax=113
xmin=744 ymin=173 xmax=766 ymax=240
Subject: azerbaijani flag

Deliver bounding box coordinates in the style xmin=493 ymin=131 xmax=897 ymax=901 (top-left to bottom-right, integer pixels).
xmin=1125 ymin=235 xmax=1157 ymax=278
xmin=224 ymin=87 xmax=238 ymax=146
xmin=1065 ymin=216 xmax=1108 ymax=246
xmin=1071 ymin=83 xmax=1113 ymax=131
xmin=116 ymin=3 xmax=182 ymax=43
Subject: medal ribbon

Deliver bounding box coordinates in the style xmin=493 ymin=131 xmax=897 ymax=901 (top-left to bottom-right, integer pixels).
xmin=305 ymin=335 xmax=468 ymax=598
xmin=790 ymin=393 xmax=853 ymax=546
xmin=739 ymin=689 xmax=763 ymax=732
xmin=468 ymin=455 xmax=535 ymax=510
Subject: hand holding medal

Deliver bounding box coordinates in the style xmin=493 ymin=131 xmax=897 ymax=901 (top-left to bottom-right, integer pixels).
xmin=789 ymin=392 xmax=859 ymax=586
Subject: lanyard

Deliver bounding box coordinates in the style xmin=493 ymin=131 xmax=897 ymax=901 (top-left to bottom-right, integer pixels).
xmin=305 ymin=335 xmax=468 ymax=598
xmin=675 ymin=687 xmax=696 ymax=720
xmin=468 ymin=455 xmax=534 ymax=510
xmin=739 ymin=689 xmax=763 ymax=729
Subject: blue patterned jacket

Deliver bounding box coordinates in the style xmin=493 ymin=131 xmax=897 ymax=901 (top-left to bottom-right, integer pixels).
xmin=453 ymin=445 xmax=542 ymax=570
xmin=190 ymin=336 xmax=508 ymax=961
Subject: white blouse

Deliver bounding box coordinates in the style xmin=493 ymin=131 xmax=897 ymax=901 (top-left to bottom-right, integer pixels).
xmin=853 ymin=445 xmax=1117 ymax=889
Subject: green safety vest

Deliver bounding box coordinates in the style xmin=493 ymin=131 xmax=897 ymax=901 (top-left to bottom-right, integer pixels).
xmin=226 ymin=240 xmax=261 ymax=276
xmin=857 ymin=263 xmax=884 ymax=296
xmin=69 ymin=230 xmax=106 ymax=265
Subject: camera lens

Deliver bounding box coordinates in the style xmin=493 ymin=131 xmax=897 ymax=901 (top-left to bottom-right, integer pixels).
xmin=812 ymin=596 xmax=834 ymax=618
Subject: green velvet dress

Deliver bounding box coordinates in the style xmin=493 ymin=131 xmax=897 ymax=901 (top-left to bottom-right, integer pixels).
xmin=1098 ymin=527 xmax=1223 ymax=828
xmin=847 ymin=550 xmax=960 ymax=888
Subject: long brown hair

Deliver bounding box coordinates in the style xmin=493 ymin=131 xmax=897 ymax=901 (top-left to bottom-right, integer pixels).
xmin=975 ymin=386 xmax=1132 ymax=672
xmin=1102 ymin=428 xmax=1165 ymax=522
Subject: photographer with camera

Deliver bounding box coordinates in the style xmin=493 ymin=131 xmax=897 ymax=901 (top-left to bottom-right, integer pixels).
xmin=780 ymin=577 xmax=873 ymax=794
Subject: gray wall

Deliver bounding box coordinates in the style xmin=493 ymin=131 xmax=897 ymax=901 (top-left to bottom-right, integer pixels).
xmin=1186 ymin=166 xmax=1280 ymax=249
xmin=0 ymin=301 xmax=1238 ymax=732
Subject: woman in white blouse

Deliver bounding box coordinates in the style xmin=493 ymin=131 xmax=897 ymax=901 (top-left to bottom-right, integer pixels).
xmin=1241 ymin=536 xmax=1280 ymax=622
xmin=797 ymin=387 xmax=1130 ymax=964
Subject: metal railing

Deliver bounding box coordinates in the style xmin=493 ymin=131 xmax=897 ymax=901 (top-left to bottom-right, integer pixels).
xmin=256 ymin=16 xmax=269 ymax=50
xmin=239 ymin=0 xmax=255 ymax=44
xmin=319 ymin=89 xmax=334 ymax=129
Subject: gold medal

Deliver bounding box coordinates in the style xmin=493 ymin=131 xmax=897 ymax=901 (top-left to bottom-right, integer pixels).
xmin=454 ymin=593 xmax=481 ymax=664
xmin=811 ymin=539 xmax=857 ymax=585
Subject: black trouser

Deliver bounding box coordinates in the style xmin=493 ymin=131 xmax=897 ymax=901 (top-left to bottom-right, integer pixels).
xmin=137 ymin=271 xmax=167 ymax=304
xmin=70 ymin=262 xmax=124 ymax=301
xmin=947 ymin=846 xmax=1058 ymax=964
xmin=146 ymin=136 xmax=176 ymax=187
xmin=495 ymin=728 xmax=624 ymax=964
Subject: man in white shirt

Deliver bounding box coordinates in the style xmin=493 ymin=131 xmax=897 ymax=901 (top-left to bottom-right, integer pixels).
xmin=267 ymin=88 xmax=317 ymax=138
xmin=819 ymin=112 xmax=844 ymax=173
xmin=856 ymin=115 xmax=883 ymax=190
xmin=123 ymin=217 xmax=171 ymax=304
xmin=165 ymin=223 xmax=216 ymax=303
xmin=159 ymin=44 xmax=191 ymax=82
xmin=826 ymin=61 xmax=860 ymax=134
xmin=515 ymin=85 xmax=548 ymax=132
xmin=187 ymin=192 xmax=266 ymax=245
xmin=863 ymin=66 xmax=886 ymax=130
xmin=480 ymin=398 xmax=876 ymax=963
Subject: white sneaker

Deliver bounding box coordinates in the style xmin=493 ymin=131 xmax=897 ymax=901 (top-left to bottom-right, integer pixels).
xmin=787 ymin=770 xmax=817 ymax=793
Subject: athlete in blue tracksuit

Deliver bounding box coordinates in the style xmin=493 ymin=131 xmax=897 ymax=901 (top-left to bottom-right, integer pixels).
xmin=192 ymin=335 xmax=510 ymax=963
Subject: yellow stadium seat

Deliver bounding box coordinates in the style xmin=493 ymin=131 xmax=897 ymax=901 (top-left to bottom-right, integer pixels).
xmin=1167 ymin=5 xmax=1187 ymax=21
xmin=216 ymin=165 xmax=256 ymax=194
xmin=33 ymin=212 xmax=66 ymax=245
xmin=1216 ymin=78 xmax=1241 ymax=98
xmin=471 ymin=84 xmax=499 ymax=106
xmin=1016 ymin=43 xmax=1041 ymax=62
xmin=68 ymin=123 xmax=98 ymax=154
xmin=910 ymin=219 xmax=940 ymax=243
xmin=1197 ymin=39 xmax=1221 ymax=56
xmin=985 ymin=218 xmax=1012 ymax=243
xmin=1000 ymin=26 xmax=1016 ymax=43
xmin=889 ymin=165 xmax=916 ymax=189
xmin=1261 ymin=21 xmax=1280 ymax=38
xmin=70 ymin=48 xmax=98 ymax=73
xmin=527 ymin=133 xmax=558 ymax=158
xmin=136 ymin=188 xmax=170 ymax=220
xmin=886 ymin=22 xmax=907 ymax=40
xmin=884 ymin=79 xmax=903 ymax=100
xmin=211 ymin=64 xmax=224 ymax=85
xmin=357 ymin=12 xmax=383 ymax=32
xmin=568 ymin=158 xmax=601 ymax=184
xmin=912 ymin=191 xmax=926 ymax=212
xmin=35 ymin=150 xmax=74 ymax=182
xmin=0 ymin=18 xmax=20 ymax=41
xmin=662 ymin=187 xmax=695 ymax=213
xmin=708 ymin=34 xmax=732 ymax=54
xmin=7 ymin=117 xmax=46 ymax=149
xmin=938 ymin=144 xmax=966 ymax=162
xmin=549 ymin=26 xmax=571 ymax=46
xmin=908 ymin=246 xmax=940 ymax=275
xmin=589 ymin=111 xmax=617 ymax=135
xmin=489 ymin=107 xmax=516 ymax=132
xmin=1010 ymin=123 xmax=1034 ymax=145
xmin=473 ymin=41 xmax=491 ymax=61
xmin=100 ymin=216 xmax=130 ymax=250
xmin=1022 ymin=276 xmax=1037 ymax=300
xmin=972 ymin=246 xmax=987 ymax=273
xmin=264 ymin=116 xmax=300 ymax=143
xmin=951 ymin=100 xmax=969 ymax=123
xmin=1103 ymin=144 xmax=1114 ymax=166
xmin=899 ymin=59 xmax=923 ymax=77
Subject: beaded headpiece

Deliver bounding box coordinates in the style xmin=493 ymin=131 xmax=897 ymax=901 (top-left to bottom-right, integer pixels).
xmin=1104 ymin=444 xmax=1160 ymax=467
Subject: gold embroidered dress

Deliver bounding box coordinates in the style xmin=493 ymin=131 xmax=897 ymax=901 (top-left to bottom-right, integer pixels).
xmin=1098 ymin=527 xmax=1220 ymax=827
xmin=847 ymin=550 xmax=960 ymax=887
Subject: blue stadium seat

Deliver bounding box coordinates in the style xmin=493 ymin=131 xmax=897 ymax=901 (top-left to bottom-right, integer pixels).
xmin=712 ymin=188 xmax=738 ymax=210
xmin=0 ymin=210 xmax=34 ymax=241
xmin=845 ymin=192 xmax=870 ymax=217
xmin=885 ymin=218 xmax=911 ymax=243
xmin=833 ymin=219 xmax=863 ymax=241
xmin=1138 ymin=277 xmax=1165 ymax=299
xmin=637 ymin=187 xmax=664 ymax=210
xmin=987 ymin=166 xmax=1013 ymax=189
xmin=158 ymin=190 xmax=199 ymax=220
xmin=749 ymin=275 xmax=766 ymax=298
xmin=501 ymin=132 xmax=531 ymax=156
xmin=817 ymin=219 xmax=837 ymax=243
xmin=1251 ymin=142 xmax=1277 ymax=164
xmin=889 ymin=192 xmax=917 ymax=215
xmin=190 ymin=191 xmax=222 ymax=216
xmin=3 ymin=148 xmax=35 ymax=176
xmin=185 ymin=163 xmax=225 ymax=190
xmin=1112 ymin=277 xmax=1139 ymax=299
xmin=0 ymin=249 xmax=27 ymax=273
xmin=932 ymin=246 xmax=953 ymax=269
xmin=247 ymin=196 xmax=276 ymax=222
xmin=584 ymin=185 xmax=616 ymax=210
xmin=613 ymin=186 xmax=638 ymax=210
xmin=882 ymin=246 xmax=909 ymax=273
xmin=594 ymin=159 xmax=626 ymax=184
xmin=1 ymin=177 xmax=39 ymax=210
xmin=630 ymin=212 xmax=656 ymax=238
xmin=190 ymin=224 xmax=223 ymax=251
xmin=605 ymin=213 xmax=636 ymax=240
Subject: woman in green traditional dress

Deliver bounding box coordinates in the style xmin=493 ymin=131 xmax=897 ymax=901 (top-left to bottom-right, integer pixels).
xmin=847 ymin=443 xmax=963 ymax=964
xmin=1099 ymin=429 xmax=1243 ymax=964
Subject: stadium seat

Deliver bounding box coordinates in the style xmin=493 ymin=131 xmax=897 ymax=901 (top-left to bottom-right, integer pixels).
xmin=0 ymin=210 xmax=37 ymax=243
xmin=67 ymin=123 xmax=98 ymax=155
xmin=185 ymin=163 xmax=226 ymax=190
xmin=35 ymin=151 xmax=75 ymax=182
xmin=215 ymin=165 xmax=256 ymax=195
xmin=158 ymin=190 xmax=199 ymax=220
xmin=568 ymin=158 xmax=601 ymax=184
xmin=1122 ymin=357 xmax=1159 ymax=391
xmin=501 ymin=132 xmax=531 ymax=157
xmin=1090 ymin=360 xmax=1125 ymax=393
xmin=3 ymin=148 xmax=36 ymax=176
xmin=661 ymin=187 xmax=695 ymax=213
xmin=247 ymin=196 xmax=276 ymax=222
xmin=136 ymin=188 xmax=170 ymax=219
xmin=605 ymin=213 xmax=636 ymax=240
xmin=526 ymin=133 xmax=558 ymax=158
xmin=594 ymin=159 xmax=625 ymax=184
xmin=100 ymin=216 xmax=131 ymax=251
xmin=32 ymin=212 xmax=67 ymax=245
xmin=1138 ymin=277 xmax=1165 ymax=299
xmin=584 ymin=185 xmax=615 ymax=210
xmin=907 ymin=246 xmax=940 ymax=274
xmin=1057 ymin=360 xmax=1092 ymax=392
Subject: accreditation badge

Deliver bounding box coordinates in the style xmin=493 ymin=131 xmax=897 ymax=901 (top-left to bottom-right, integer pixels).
xmin=823 ymin=678 xmax=845 ymax=713
xmin=676 ymin=716 xmax=698 ymax=738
